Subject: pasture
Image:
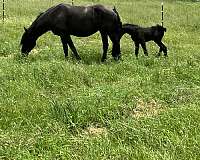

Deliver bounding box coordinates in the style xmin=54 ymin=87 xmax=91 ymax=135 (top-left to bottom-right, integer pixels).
xmin=0 ymin=0 xmax=200 ymax=159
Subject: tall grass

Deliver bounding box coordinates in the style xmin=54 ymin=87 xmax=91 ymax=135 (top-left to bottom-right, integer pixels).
xmin=0 ymin=0 xmax=200 ymax=159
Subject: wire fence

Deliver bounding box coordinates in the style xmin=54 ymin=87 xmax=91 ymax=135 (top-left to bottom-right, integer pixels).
xmin=0 ymin=0 xmax=165 ymax=56
xmin=0 ymin=0 xmax=77 ymax=55
xmin=2 ymin=0 xmax=5 ymax=22
xmin=0 ymin=0 xmax=128 ymax=30
xmin=1 ymin=0 xmax=76 ymax=23
xmin=1 ymin=0 xmax=122 ymax=23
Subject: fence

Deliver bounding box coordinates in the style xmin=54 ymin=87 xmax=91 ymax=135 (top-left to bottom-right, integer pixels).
xmin=0 ymin=0 xmax=127 ymax=55
xmin=1 ymin=0 xmax=76 ymax=23
xmin=2 ymin=0 xmax=5 ymax=22
xmin=1 ymin=0 xmax=128 ymax=23
xmin=0 ymin=0 xmax=165 ymax=56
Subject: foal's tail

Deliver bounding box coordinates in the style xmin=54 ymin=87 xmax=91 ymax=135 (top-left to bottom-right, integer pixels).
xmin=113 ymin=6 xmax=122 ymax=27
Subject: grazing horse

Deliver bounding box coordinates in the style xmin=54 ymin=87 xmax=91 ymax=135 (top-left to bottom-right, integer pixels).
xmin=20 ymin=3 xmax=122 ymax=61
xmin=120 ymin=24 xmax=167 ymax=57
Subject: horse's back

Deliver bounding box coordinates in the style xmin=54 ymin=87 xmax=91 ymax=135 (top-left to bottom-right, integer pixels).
xmin=38 ymin=3 xmax=120 ymax=36
xmin=49 ymin=4 xmax=99 ymax=23
xmin=50 ymin=3 xmax=113 ymax=21
xmin=44 ymin=4 xmax=99 ymax=36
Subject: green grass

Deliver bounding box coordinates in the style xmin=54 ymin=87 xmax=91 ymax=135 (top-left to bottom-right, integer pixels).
xmin=0 ymin=0 xmax=200 ymax=159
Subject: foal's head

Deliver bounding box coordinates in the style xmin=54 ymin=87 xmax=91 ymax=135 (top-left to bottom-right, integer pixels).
xmin=20 ymin=27 xmax=36 ymax=55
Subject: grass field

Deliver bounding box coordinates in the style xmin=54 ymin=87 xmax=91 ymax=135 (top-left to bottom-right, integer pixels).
xmin=0 ymin=0 xmax=200 ymax=159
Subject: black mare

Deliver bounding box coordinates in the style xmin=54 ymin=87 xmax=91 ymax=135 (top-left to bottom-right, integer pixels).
xmin=20 ymin=3 xmax=122 ymax=61
xmin=120 ymin=24 xmax=167 ymax=57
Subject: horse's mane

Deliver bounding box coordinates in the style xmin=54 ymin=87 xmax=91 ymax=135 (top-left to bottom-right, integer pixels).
xmin=35 ymin=12 xmax=44 ymax=21
xmin=29 ymin=11 xmax=45 ymax=29
xmin=20 ymin=12 xmax=45 ymax=45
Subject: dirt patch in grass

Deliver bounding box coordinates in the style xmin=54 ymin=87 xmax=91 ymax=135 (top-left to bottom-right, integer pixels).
xmin=132 ymin=99 xmax=165 ymax=118
xmin=0 ymin=54 xmax=14 ymax=59
xmin=85 ymin=127 xmax=108 ymax=137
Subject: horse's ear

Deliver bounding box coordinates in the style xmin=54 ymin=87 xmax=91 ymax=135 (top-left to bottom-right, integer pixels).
xmin=164 ymin=27 xmax=167 ymax=32
xmin=24 ymin=27 xmax=28 ymax=32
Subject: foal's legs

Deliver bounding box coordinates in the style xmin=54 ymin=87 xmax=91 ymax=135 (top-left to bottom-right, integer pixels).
xmin=66 ymin=36 xmax=81 ymax=60
xmin=157 ymin=48 xmax=162 ymax=57
xmin=140 ymin=42 xmax=148 ymax=56
xmin=161 ymin=42 xmax=167 ymax=57
xmin=109 ymin=33 xmax=121 ymax=60
xmin=100 ymin=31 xmax=109 ymax=62
xmin=134 ymin=41 xmax=140 ymax=58
xmin=154 ymin=41 xmax=167 ymax=57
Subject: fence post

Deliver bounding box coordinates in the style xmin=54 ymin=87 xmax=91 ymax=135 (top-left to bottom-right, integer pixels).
xmin=72 ymin=0 xmax=74 ymax=5
xmin=161 ymin=1 xmax=164 ymax=26
xmin=3 ymin=0 xmax=5 ymax=23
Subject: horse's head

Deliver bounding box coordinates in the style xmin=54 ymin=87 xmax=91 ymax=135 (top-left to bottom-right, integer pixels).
xmin=20 ymin=27 xmax=36 ymax=55
xmin=155 ymin=24 xmax=167 ymax=32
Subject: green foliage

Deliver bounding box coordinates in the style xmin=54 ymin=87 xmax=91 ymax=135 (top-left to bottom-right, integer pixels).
xmin=0 ymin=0 xmax=200 ymax=159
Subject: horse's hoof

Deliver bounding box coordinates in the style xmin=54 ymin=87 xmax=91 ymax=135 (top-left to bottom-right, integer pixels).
xmin=64 ymin=56 xmax=69 ymax=60
xmin=21 ymin=53 xmax=28 ymax=58
xmin=101 ymin=58 xmax=106 ymax=62
xmin=113 ymin=57 xmax=119 ymax=61
xmin=114 ymin=55 xmax=121 ymax=61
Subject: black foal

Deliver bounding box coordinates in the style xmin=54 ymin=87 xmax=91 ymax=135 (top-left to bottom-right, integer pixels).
xmin=120 ymin=24 xmax=167 ymax=57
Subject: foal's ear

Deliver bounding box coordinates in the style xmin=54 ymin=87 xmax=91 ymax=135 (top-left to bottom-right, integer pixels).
xmin=113 ymin=6 xmax=117 ymax=12
xmin=164 ymin=27 xmax=167 ymax=32
xmin=24 ymin=27 xmax=28 ymax=32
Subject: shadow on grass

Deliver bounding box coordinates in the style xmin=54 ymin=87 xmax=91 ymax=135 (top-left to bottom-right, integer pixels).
xmin=12 ymin=50 xmax=120 ymax=66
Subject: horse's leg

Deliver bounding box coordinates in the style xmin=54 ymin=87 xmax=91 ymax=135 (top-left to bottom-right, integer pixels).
xmin=66 ymin=36 xmax=81 ymax=60
xmin=60 ymin=36 xmax=68 ymax=58
xmin=141 ymin=42 xmax=148 ymax=56
xmin=109 ymin=33 xmax=121 ymax=61
xmin=134 ymin=41 xmax=140 ymax=58
xmin=100 ymin=31 xmax=109 ymax=62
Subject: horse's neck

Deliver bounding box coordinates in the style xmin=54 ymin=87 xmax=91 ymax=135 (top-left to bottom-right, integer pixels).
xmin=30 ymin=22 xmax=49 ymax=41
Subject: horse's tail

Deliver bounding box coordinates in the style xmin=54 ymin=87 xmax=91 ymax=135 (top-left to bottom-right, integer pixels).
xmin=113 ymin=6 xmax=122 ymax=27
